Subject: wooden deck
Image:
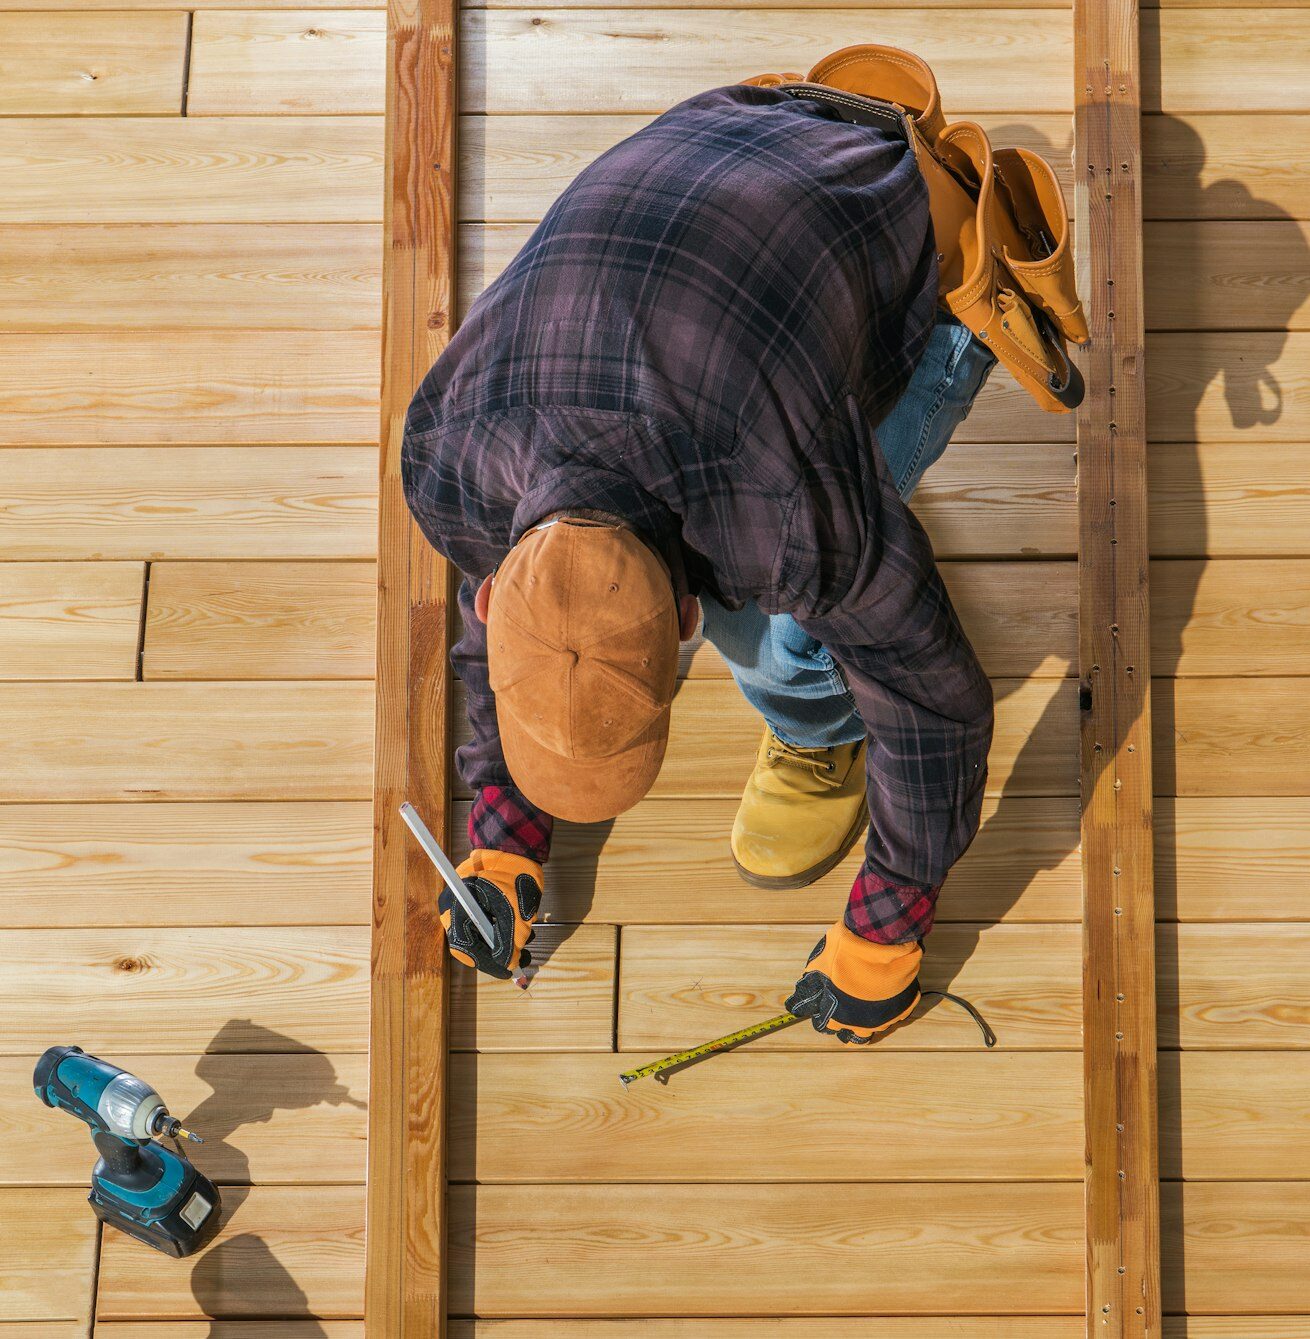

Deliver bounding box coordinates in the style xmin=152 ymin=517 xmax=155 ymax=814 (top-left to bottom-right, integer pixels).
xmin=3 ymin=0 xmax=1309 ymax=1334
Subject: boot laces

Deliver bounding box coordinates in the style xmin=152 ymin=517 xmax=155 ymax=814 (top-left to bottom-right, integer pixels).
xmin=765 ymin=737 xmax=839 ymax=778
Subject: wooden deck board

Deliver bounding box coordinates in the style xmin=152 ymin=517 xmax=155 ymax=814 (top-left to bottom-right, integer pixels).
xmin=0 ymin=1190 xmax=97 ymax=1324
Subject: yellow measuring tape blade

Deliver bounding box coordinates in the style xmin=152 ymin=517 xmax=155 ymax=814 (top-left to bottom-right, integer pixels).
xmin=619 ymin=1012 xmax=802 ymax=1086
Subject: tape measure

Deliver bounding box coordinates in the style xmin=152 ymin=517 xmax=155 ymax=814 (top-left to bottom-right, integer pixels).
xmin=619 ymin=1012 xmax=803 ymax=1086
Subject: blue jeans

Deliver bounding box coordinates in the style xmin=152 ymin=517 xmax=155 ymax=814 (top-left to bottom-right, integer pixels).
xmin=700 ymin=312 xmax=995 ymax=747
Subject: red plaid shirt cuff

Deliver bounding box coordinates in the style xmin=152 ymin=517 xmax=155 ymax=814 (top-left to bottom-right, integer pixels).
xmin=468 ymin=785 xmax=553 ymax=864
xmin=844 ymin=864 xmax=940 ymax=944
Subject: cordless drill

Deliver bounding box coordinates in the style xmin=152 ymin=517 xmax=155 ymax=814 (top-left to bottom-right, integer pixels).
xmin=34 ymin=1045 xmax=222 ymax=1258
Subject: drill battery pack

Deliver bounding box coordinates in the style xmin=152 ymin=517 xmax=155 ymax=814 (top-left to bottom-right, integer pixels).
xmin=90 ymin=1155 xmax=222 ymax=1259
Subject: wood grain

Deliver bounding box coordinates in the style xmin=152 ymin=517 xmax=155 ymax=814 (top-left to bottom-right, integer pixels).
xmin=0 ymin=119 xmax=383 ymax=224
xmin=454 ymin=794 xmax=1081 ymax=924
xmin=1147 ymin=332 xmax=1309 ymax=444
xmin=0 ymin=12 xmax=184 ymax=115
xmin=0 ymin=1190 xmax=96 ymax=1324
xmin=1157 ymin=796 xmax=1310 ymax=920
xmin=96 ymin=1327 xmax=363 ymax=1338
xmin=0 ymin=801 xmax=371 ymax=928
xmin=1154 ymin=677 xmax=1310 ymax=796
xmin=450 ymin=1050 xmax=1082 ymax=1182
xmin=143 ymin=561 xmax=376 ymax=679
xmin=1150 ymin=443 xmax=1310 ymax=557
xmin=1162 ymin=1183 xmax=1310 ymax=1313
xmin=620 ymin=923 xmax=1082 ymax=1051
xmin=0 ymin=926 xmax=368 ymax=1055
xmin=1152 ymin=559 xmax=1310 ymax=674
xmin=462 ymin=10 xmax=1074 ymax=115
xmin=0 ymin=682 xmax=372 ymax=801
xmin=0 ymin=562 xmax=142 ymax=680
xmin=456 ymin=677 xmax=1078 ymax=799
xmin=1159 ymin=1051 xmax=1310 ymax=1179
xmin=0 ymin=447 xmax=377 ymax=562
xmin=911 ymin=444 xmax=1077 ymax=557
xmin=1143 ymin=115 xmax=1310 ymax=221
xmin=446 ymin=1325 xmax=1085 ymax=1339
xmin=0 ymin=225 xmax=381 ymax=331
xmin=7 ymin=1052 xmax=367 ymax=1186
xmin=96 ymin=1185 xmax=365 ymax=1319
xmin=189 ymin=12 xmax=386 ymax=115
xmin=1144 ymin=12 xmax=1310 ymax=113
xmin=449 ymin=924 xmax=616 ymax=1051
xmin=448 ymin=1182 xmax=1084 ymax=1315
xmin=1145 ymin=221 xmax=1310 ymax=331
xmin=459 ymin=112 xmax=1073 ymax=223
xmin=1158 ymin=923 xmax=1310 ymax=1048
xmin=0 ymin=331 xmax=379 ymax=444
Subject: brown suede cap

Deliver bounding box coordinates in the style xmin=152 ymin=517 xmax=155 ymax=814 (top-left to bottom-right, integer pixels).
xmin=487 ymin=518 xmax=679 ymax=823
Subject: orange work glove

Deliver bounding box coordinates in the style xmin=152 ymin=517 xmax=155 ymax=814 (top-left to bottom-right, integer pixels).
xmin=785 ymin=920 xmax=922 ymax=1044
xmin=439 ymin=849 xmax=542 ymax=981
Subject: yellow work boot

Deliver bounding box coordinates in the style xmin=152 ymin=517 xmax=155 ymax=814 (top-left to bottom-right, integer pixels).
xmin=731 ymin=728 xmax=868 ymax=889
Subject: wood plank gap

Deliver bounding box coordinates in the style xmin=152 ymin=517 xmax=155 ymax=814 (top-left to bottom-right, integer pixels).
xmin=1076 ymin=1 xmax=1161 ymax=1335
xmin=134 ymin=561 xmax=150 ymax=683
xmin=181 ymin=11 xmax=195 ymax=116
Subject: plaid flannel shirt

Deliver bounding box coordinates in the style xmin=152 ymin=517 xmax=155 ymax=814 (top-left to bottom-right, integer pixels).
xmin=402 ymin=84 xmax=994 ymax=944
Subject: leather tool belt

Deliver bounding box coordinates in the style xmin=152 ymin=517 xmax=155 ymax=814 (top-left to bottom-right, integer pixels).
xmin=744 ymin=45 xmax=1089 ymax=413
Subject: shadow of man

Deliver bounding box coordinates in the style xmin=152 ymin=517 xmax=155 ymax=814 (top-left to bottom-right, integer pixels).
xmin=184 ymin=1021 xmax=366 ymax=1331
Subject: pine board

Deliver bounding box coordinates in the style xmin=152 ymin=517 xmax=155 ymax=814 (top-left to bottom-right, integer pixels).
xmin=96 ymin=1328 xmax=363 ymax=1338
xmin=1159 ymin=923 xmax=1310 ymax=1048
xmin=0 ymin=562 xmax=142 ymax=680
xmin=0 ymin=926 xmax=368 ymax=1055
xmin=7 ymin=1052 xmax=366 ymax=1186
xmin=0 ymin=682 xmax=373 ymax=801
xmin=0 ymin=801 xmax=370 ymax=928
xmin=1143 ymin=115 xmax=1310 ymax=221
xmin=447 ymin=1325 xmax=1085 ymax=1339
xmin=1154 ymin=678 xmax=1310 ymax=796
xmin=0 ymin=1190 xmax=96 ymax=1324
xmin=143 ymin=561 xmax=376 ymax=679
xmin=0 ymin=447 xmax=377 ymax=562
xmin=620 ymin=923 xmax=1082 ymax=1051
xmin=96 ymin=1185 xmax=365 ymax=1319
xmin=0 ymin=119 xmax=383 ymax=224
xmin=458 ymin=112 xmax=1073 ymax=223
xmin=453 ymin=794 xmax=1081 ymax=924
xmin=0 ymin=331 xmax=379 ymax=444
xmin=0 ymin=12 xmax=185 ymax=115
xmin=188 ymin=12 xmax=386 ymax=116
xmin=449 ymin=924 xmax=617 ymax=1052
xmin=450 ymin=1050 xmax=1082 ymax=1182
xmin=0 ymin=225 xmax=381 ymax=331
xmin=462 ymin=10 xmax=1074 ymax=115
xmin=1157 ymin=797 xmax=1310 ymax=920
xmin=448 ymin=1182 xmax=1084 ymax=1315
xmin=1152 ymin=559 xmax=1310 ymax=674
xmin=1145 ymin=221 xmax=1310 ymax=331
xmin=1147 ymin=332 xmax=1309 ymax=445
xmin=1160 ymin=1051 xmax=1310 ymax=1179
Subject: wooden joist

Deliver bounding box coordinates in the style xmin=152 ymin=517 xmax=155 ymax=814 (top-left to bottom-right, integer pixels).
xmin=450 ymin=1051 xmax=1083 ymax=1182
xmin=0 ymin=447 xmax=377 ymax=562
xmin=463 ymin=10 xmax=1074 ymax=115
xmin=0 ymin=562 xmax=142 ymax=681
xmin=0 ymin=682 xmax=373 ymax=801
xmin=620 ymin=923 xmax=1082 ymax=1051
xmin=448 ymin=1182 xmax=1085 ymax=1315
xmin=454 ymin=794 xmax=1082 ymax=925
xmin=5 ymin=1052 xmax=367 ymax=1186
xmin=0 ymin=331 xmax=379 ymax=445
xmin=0 ymin=801 xmax=371 ymax=928
xmin=0 ymin=926 xmax=369 ymax=1055
xmin=0 ymin=225 xmax=381 ymax=331
xmin=0 ymin=119 xmax=384 ymax=225
xmin=0 ymin=1190 xmax=96 ymax=1325
xmin=143 ymin=561 xmax=377 ymax=680
xmin=0 ymin=12 xmax=185 ymax=115
xmin=96 ymin=1185 xmax=365 ymax=1320
xmin=188 ymin=12 xmax=387 ymax=115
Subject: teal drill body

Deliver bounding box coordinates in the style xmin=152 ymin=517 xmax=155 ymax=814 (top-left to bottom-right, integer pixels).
xmin=34 ymin=1045 xmax=221 ymax=1258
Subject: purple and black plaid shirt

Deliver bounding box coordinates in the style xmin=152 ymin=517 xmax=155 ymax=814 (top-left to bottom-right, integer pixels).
xmin=402 ymin=84 xmax=994 ymax=944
